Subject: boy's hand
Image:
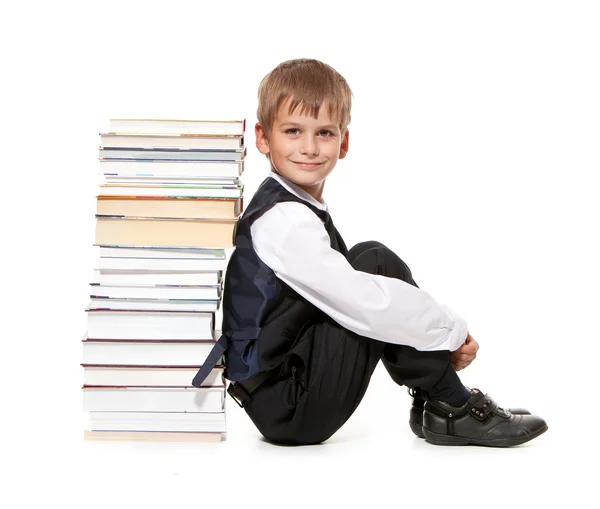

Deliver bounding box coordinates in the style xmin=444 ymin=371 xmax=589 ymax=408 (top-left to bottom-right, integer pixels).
xmin=450 ymin=333 xmax=479 ymax=371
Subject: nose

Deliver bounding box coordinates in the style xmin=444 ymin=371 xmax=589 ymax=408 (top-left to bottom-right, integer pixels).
xmin=300 ymin=134 xmax=319 ymax=156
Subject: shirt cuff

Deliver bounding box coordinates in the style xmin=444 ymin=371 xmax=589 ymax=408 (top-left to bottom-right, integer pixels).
xmin=436 ymin=305 xmax=469 ymax=352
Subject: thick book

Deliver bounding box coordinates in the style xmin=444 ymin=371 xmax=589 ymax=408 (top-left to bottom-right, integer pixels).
xmin=100 ymin=133 xmax=243 ymax=150
xmin=98 ymin=184 xmax=243 ymax=199
xmin=95 ymin=216 xmax=236 ymax=248
xmin=88 ymin=411 xmax=227 ymax=433
xmin=89 ymin=284 xmax=221 ymax=300
xmin=109 ymin=118 xmax=245 ymax=136
xmin=81 ymin=339 xmax=217 ymax=366
xmin=91 ymin=270 xmax=222 ymax=286
xmin=87 ymin=298 xmax=219 ymax=312
xmin=81 ymin=365 xmax=224 ymax=387
xmin=99 ymin=159 xmax=243 ymax=178
xmin=99 ymin=147 xmax=246 ymax=162
xmin=82 ymin=386 xmax=225 ymax=412
xmin=96 ymin=196 xmax=242 ymax=219
xmin=86 ymin=310 xmax=214 ymax=340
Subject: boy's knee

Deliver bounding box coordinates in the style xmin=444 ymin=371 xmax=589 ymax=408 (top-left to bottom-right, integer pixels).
xmin=349 ymin=241 xmax=414 ymax=284
xmin=348 ymin=240 xmax=386 ymax=259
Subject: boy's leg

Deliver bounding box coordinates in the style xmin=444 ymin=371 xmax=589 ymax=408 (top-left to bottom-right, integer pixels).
xmin=294 ymin=242 xmax=470 ymax=444
xmin=245 ymin=241 xmax=468 ymax=445
xmin=348 ymin=242 xmax=470 ymax=406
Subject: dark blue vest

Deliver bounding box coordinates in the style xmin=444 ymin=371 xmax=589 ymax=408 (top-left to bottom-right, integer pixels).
xmin=192 ymin=176 xmax=348 ymax=387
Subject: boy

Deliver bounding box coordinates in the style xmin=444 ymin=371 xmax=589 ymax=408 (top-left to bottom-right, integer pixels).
xmin=192 ymin=58 xmax=547 ymax=447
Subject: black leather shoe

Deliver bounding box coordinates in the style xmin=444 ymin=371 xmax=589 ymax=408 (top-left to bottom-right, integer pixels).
xmin=422 ymin=388 xmax=548 ymax=447
xmin=408 ymin=388 xmax=530 ymax=439
xmin=408 ymin=388 xmax=428 ymax=438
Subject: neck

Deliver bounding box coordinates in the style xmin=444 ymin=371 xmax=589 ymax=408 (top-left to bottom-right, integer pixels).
xmin=271 ymin=168 xmax=325 ymax=203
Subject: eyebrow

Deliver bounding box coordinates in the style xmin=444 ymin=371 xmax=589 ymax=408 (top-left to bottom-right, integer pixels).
xmin=279 ymin=121 xmax=338 ymax=130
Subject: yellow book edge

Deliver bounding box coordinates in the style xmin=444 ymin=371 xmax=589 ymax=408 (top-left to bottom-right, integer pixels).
xmin=84 ymin=430 xmax=225 ymax=443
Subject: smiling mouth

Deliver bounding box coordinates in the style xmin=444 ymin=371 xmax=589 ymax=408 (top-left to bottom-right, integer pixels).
xmin=292 ymin=161 xmax=324 ymax=167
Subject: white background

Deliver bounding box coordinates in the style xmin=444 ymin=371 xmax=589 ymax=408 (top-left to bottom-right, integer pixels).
xmin=2 ymin=0 xmax=599 ymax=506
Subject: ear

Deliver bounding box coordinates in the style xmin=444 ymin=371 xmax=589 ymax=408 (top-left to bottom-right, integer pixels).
xmin=255 ymin=122 xmax=270 ymax=155
xmin=338 ymin=128 xmax=349 ymax=160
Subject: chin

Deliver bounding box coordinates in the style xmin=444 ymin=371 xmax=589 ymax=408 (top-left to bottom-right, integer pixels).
xmin=292 ymin=174 xmax=323 ymax=187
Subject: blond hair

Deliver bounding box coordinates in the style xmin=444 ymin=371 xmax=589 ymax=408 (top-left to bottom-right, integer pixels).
xmin=257 ymin=58 xmax=352 ymax=137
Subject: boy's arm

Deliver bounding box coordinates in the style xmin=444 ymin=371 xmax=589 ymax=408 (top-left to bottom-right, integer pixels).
xmin=251 ymin=202 xmax=468 ymax=352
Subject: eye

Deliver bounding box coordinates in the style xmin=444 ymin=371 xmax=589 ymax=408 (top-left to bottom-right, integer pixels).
xmin=285 ymin=128 xmax=300 ymax=135
xmin=318 ymin=130 xmax=335 ymax=138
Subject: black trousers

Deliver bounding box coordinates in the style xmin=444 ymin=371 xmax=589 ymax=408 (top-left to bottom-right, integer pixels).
xmin=243 ymin=241 xmax=465 ymax=446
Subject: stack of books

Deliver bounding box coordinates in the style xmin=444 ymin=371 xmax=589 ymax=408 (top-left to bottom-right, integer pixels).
xmin=82 ymin=118 xmax=245 ymax=442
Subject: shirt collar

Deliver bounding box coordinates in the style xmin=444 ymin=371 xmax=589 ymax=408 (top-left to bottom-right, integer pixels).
xmin=268 ymin=171 xmax=328 ymax=212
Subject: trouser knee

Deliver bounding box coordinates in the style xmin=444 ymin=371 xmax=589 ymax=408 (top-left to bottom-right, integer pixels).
xmin=349 ymin=240 xmax=415 ymax=285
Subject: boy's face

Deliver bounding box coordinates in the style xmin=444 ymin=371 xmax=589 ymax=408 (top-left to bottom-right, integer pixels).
xmin=255 ymin=98 xmax=349 ymax=202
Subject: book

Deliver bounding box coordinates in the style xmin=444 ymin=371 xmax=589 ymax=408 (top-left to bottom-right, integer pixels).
xmin=91 ymin=270 xmax=222 ymax=286
xmin=83 ymin=431 xmax=223 ymax=442
xmin=88 ymin=411 xmax=227 ymax=433
xmin=82 ymin=386 xmax=225 ymax=412
xmin=109 ymin=118 xmax=245 ymax=136
xmin=81 ymin=365 xmax=224 ymax=387
xmin=86 ymin=311 xmax=214 ymax=340
xmin=89 ymin=284 xmax=221 ymax=300
xmin=95 ymin=245 xmax=226 ymax=259
xmin=103 ymin=177 xmax=240 ymax=186
xmin=98 ymin=184 xmax=243 ymax=199
xmin=97 ymin=256 xmax=228 ymax=271
xmin=100 ymin=159 xmax=243 ymax=178
xmin=81 ymin=340 xmax=217 ymax=365
xmin=96 ymin=196 xmax=241 ymax=219
xmin=87 ymin=298 xmax=219 ymax=312
xmin=99 ymin=147 xmax=246 ymax=161
xmin=95 ymin=217 xmax=237 ymax=248
xmin=100 ymin=133 xmax=243 ymax=150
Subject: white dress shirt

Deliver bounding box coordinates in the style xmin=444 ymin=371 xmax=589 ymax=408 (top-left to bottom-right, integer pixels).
xmin=249 ymin=172 xmax=468 ymax=352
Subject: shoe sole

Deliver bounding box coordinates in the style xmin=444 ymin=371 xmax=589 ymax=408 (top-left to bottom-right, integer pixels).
xmin=422 ymin=424 xmax=548 ymax=447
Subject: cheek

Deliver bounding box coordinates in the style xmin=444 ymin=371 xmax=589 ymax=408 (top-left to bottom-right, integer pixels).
xmin=326 ymin=144 xmax=342 ymax=159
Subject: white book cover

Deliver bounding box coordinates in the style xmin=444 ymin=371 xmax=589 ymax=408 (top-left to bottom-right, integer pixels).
xmin=99 ymin=147 xmax=246 ymax=161
xmin=102 ymin=176 xmax=239 ymax=186
xmin=86 ymin=311 xmax=213 ymax=340
xmin=97 ymin=185 xmax=242 ymax=199
xmin=108 ymin=118 xmax=245 ymax=136
xmin=87 ymin=298 xmax=219 ymax=312
xmin=97 ymin=257 xmax=228 ymax=271
xmin=91 ymin=270 xmax=222 ymax=286
xmin=95 ymin=245 xmax=226 ymax=259
xmin=88 ymin=411 xmax=227 ymax=433
xmin=81 ymin=341 xmax=218 ymax=367
xmin=82 ymin=386 xmax=225 ymax=412
xmin=89 ymin=284 xmax=220 ymax=300
xmin=100 ymin=133 xmax=243 ymax=150
xmin=99 ymin=159 xmax=243 ymax=177
xmin=82 ymin=366 xmax=224 ymax=387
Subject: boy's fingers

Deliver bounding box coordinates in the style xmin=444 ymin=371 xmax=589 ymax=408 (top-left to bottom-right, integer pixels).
xmin=463 ymin=342 xmax=479 ymax=354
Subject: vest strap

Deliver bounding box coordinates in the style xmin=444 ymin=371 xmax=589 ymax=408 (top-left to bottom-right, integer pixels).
xmin=191 ymin=335 xmax=228 ymax=387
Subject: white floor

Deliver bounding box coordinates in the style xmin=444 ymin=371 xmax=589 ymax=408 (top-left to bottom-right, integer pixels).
xmin=9 ymin=361 xmax=585 ymax=509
